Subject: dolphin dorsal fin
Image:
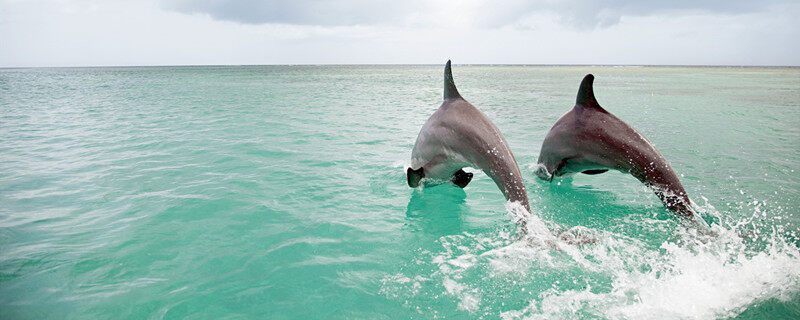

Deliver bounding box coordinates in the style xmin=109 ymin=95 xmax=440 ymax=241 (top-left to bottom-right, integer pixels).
xmin=443 ymin=60 xmax=461 ymax=100
xmin=576 ymin=74 xmax=599 ymax=107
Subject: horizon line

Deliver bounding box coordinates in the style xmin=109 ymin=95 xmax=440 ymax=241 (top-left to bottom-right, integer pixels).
xmin=2 ymin=63 xmax=799 ymax=69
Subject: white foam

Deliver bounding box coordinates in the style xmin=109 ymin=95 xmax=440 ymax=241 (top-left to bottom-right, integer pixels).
xmin=443 ymin=277 xmax=481 ymax=312
xmin=381 ymin=198 xmax=800 ymax=319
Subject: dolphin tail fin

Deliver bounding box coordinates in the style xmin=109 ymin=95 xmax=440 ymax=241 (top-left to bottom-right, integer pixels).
xmin=444 ymin=60 xmax=461 ymax=100
xmin=576 ymin=74 xmax=600 ymax=107
xmin=407 ymin=167 xmax=425 ymax=188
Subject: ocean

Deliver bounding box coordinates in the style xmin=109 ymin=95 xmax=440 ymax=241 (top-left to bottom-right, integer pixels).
xmin=1 ymin=65 xmax=799 ymax=319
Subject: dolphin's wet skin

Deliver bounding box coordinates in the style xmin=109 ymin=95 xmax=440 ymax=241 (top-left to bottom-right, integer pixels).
xmin=2 ymin=65 xmax=799 ymax=319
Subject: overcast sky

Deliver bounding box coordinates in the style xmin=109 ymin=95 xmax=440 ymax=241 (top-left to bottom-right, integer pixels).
xmin=1 ymin=0 xmax=798 ymax=67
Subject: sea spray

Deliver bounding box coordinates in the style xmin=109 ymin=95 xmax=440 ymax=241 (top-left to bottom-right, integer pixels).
xmin=383 ymin=198 xmax=800 ymax=319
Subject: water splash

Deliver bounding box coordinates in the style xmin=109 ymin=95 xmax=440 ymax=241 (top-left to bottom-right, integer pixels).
xmin=382 ymin=198 xmax=800 ymax=319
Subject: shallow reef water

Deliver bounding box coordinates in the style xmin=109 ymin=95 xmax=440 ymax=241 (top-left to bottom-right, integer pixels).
xmin=1 ymin=65 xmax=799 ymax=319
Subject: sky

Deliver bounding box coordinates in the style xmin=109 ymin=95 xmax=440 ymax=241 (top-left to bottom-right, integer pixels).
xmin=1 ymin=0 xmax=798 ymax=67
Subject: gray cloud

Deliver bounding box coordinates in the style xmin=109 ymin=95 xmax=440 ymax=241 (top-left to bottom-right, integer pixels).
xmin=161 ymin=0 xmax=786 ymax=28
xmin=477 ymin=0 xmax=786 ymax=29
xmin=161 ymin=0 xmax=419 ymax=26
xmin=2 ymin=0 xmax=798 ymax=66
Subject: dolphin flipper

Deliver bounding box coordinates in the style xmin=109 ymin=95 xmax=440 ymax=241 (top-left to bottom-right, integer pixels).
xmin=452 ymin=169 xmax=473 ymax=188
xmin=407 ymin=167 xmax=425 ymax=188
xmin=549 ymin=158 xmax=571 ymax=182
xmin=582 ymin=169 xmax=609 ymax=175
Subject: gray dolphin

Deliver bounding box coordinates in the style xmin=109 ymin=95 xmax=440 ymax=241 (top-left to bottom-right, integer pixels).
xmin=407 ymin=61 xmax=530 ymax=212
xmin=536 ymin=74 xmax=700 ymax=222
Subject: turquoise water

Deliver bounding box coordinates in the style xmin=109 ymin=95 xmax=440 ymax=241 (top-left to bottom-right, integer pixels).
xmin=1 ymin=65 xmax=799 ymax=319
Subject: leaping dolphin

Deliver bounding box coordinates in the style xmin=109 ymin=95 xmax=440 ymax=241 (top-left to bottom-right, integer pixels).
xmin=536 ymin=74 xmax=702 ymax=223
xmin=408 ymin=61 xmax=531 ymax=212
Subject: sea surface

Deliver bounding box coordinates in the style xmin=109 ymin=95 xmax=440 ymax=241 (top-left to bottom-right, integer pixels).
xmin=1 ymin=65 xmax=799 ymax=319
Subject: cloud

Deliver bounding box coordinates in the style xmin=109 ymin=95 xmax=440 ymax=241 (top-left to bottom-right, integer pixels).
xmin=160 ymin=0 xmax=421 ymax=26
xmin=160 ymin=0 xmax=786 ymax=29
xmin=1 ymin=0 xmax=797 ymax=66
xmin=476 ymin=0 xmax=786 ymax=29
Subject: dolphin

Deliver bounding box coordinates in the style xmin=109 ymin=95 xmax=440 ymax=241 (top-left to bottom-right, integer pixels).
xmin=407 ymin=61 xmax=530 ymax=212
xmin=535 ymin=74 xmax=702 ymax=223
